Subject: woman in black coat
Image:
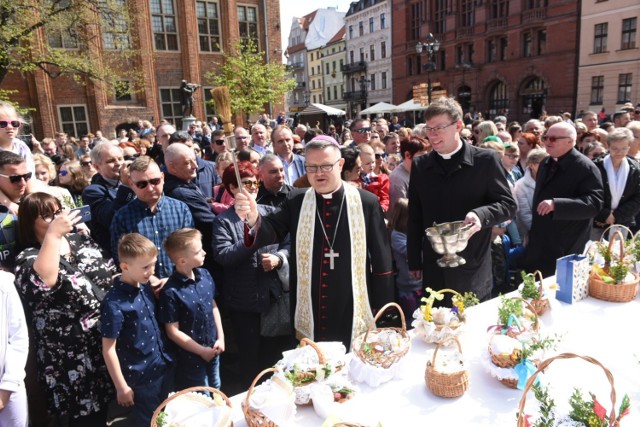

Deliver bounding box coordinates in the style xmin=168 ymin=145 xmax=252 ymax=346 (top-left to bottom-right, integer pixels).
xmin=592 ymin=128 xmax=640 ymax=238
xmin=211 ymin=161 xmax=291 ymax=389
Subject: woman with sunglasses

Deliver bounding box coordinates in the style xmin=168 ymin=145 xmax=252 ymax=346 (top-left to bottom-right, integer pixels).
xmin=15 ymin=192 xmax=115 ymax=426
xmin=211 ymin=161 xmax=291 ymax=389
xmin=32 ymin=153 xmax=76 ymax=209
xmin=0 ymin=102 xmax=37 ymax=214
xmin=57 ymin=160 xmax=90 ymax=207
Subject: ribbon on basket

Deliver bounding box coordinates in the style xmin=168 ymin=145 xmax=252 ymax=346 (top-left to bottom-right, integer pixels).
xmin=486 ymin=314 xmax=524 ymax=336
xmin=514 ymin=359 xmax=538 ymax=390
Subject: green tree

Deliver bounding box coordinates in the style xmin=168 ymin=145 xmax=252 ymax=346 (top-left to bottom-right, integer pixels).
xmin=205 ymin=39 xmax=295 ymax=123
xmin=0 ymin=0 xmax=140 ymax=99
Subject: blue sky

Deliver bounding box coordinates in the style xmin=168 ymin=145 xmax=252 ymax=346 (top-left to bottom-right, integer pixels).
xmin=279 ymin=0 xmax=354 ymax=55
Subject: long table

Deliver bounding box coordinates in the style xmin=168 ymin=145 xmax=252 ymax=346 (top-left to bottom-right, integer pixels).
xmin=229 ymin=291 xmax=640 ymax=426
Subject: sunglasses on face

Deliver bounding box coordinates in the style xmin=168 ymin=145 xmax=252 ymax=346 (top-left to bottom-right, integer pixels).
xmin=375 ymin=153 xmax=384 ymax=159
xmin=241 ymin=180 xmax=259 ymax=190
xmin=133 ymin=177 xmax=162 ymax=189
xmin=542 ymin=135 xmax=572 ymax=143
xmin=81 ymin=161 xmax=92 ymax=167
xmin=353 ymin=127 xmax=372 ymax=134
xmin=58 ymin=170 xmax=68 ymax=176
xmin=0 ymin=172 xmax=32 ymax=183
xmin=0 ymin=120 xmax=21 ymax=129
xmin=214 ymin=139 xmax=226 ymax=145
xmin=124 ymin=153 xmax=140 ymax=161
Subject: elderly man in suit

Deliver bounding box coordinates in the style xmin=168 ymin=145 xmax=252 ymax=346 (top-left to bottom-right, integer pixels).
xmin=522 ymin=122 xmax=604 ymax=276
xmin=271 ymin=126 xmax=305 ymax=186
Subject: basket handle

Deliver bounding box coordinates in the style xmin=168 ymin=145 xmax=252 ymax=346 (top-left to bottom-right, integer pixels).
xmin=299 ymin=337 xmax=327 ymax=365
xmin=509 ymin=296 xmax=540 ymax=333
xmin=516 ymin=353 xmax=617 ymax=427
xmin=600 ymin=224 xmax=633 ymax=243
xmin=151 ymin=386 xmax=232 ymax=426
xmin=243 ymin=367 xmax=279 ymax=412
xmin=608 ymin=230 xmax=626 ymax=263
xmin=532 ymin=270 xmax=545 ymax=301
xmin=363 ymin=302 xmax=407 ymax=343
xmin=431 ymin=336 xmax=463 ymax=366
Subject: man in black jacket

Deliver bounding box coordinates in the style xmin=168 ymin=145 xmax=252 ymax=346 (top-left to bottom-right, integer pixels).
xmin=407 ymin=97 xmax=516 ymax=301
xmin=82 ymin=143 xmax=134 ymax=256
xmin=522 ymin=122 xmax=604 ymax=276
xmin=256 ymin=154 xmax=293 ymax=208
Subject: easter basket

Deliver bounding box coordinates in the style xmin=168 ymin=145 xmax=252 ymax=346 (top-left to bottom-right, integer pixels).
xmin=425 ymin=337 xmax=469 ymax=398
xmin=516 ymin=353 xmax=630 ymax=427
xmin=242 ymin=367 xmax=296 ymax=427
xmin=352 ymin=302 xmax=411 ymax=369
xmin=520 ymin=270 xmax=551 ymax=316
xmin=412 ymin=288 xmax=478 ymax=345
xmin=589 ymin=230 xmax=639 ymax=303
xmin=151 ymin=386 xmax=233 ymax=427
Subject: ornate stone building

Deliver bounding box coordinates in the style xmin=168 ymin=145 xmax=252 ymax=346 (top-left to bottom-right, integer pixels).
xmin=391 ymin=0 xmax=580 ymax=123
xmin=2 ymin=0 xmax=282 ymax=139
xmin=343 ymin=0 xmax=392 ymax=117
xmin=576 ymin=0 xmax=639 ymax=115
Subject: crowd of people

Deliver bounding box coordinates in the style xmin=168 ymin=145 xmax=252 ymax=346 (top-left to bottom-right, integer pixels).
xmin=1 ymin=97 xmax=639 ymax=426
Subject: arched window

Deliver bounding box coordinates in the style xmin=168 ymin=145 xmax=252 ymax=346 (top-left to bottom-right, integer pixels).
xmin=488 ymin=81 xmax=508 ymax=116
xmin=520 ymin=77 xmax=546 ymax=119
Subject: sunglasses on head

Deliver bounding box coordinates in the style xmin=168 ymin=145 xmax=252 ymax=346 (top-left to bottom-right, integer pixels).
xmin=0 ymin=172 xmax=32 ymax=183
xmin=354 ymin=127 xmax=372 ymax=134
xmin=0 ymin=120 xmax=21 ymax=129
xmin=214 ymin=139 xmax=226 ymax=145
xmin=133 ymin=177 xmax=162 ymax=189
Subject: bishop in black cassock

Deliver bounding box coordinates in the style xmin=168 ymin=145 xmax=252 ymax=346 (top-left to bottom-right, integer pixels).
xmin=248 ymin=183 xmax=394 ymax=349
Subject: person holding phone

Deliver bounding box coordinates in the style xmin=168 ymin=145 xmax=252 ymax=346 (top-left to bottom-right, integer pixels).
xmin=14 ymin=192 xmax=116 ymax=426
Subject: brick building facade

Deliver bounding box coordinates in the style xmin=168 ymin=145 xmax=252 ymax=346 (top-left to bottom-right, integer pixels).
xmin=391 ymin=0 xmax=580 ymax=124
xmin=2 ymin=0 xmax=282 ymax=139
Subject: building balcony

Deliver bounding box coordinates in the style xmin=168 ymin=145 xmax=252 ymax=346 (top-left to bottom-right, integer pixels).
xmin=487 ymin=17 xmax=508 ymax=32
xmin=295 ymin=81 xmax=306 ymax=89
xmin=344 ymin=90 xmax=367 ymax=102
xmin=340 ymin=61 xmax=367 ymax=74
xmin=289 ymin=61 xmax=305 ymax=70
xmin=521 ymin=8 xmax=547 ymax=24
xmin=456 ymin=26 xmax=474 ymax=38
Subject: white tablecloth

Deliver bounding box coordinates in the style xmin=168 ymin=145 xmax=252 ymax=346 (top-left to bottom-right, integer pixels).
xmin=229 ymin=290 xmax=640 ymax=426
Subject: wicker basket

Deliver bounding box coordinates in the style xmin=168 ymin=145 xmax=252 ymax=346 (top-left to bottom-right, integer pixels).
xmin=516 ymin=353 xmax=619 ymax=427
xmin=524 ymin=270 xmax=550 ymax=316
xmin=151 ymin=386 xmax=233 ymax=427
xmin=352 ymin=302 xmax=411 ymax=369
xmin=494 ymin=296 xmax=540 ymax=341
xmin=589 ymin=230 xmax=639 ymax=302
xmin=425 ymin=337 xmax=469 ymax=398
xmin=418 ymin=288 xmax=468 ymax=344
xmin=241 ymin=368 xmax=279 ymax=427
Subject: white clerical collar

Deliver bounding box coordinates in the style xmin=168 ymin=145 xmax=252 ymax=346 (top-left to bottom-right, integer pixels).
xmin=319 ymin=184 xmax=343 ymax=199
xmin=436 ymin=140 xmax=464 ymax=160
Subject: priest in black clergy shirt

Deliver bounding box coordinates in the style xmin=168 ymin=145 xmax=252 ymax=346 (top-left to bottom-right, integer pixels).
xmin=234 ymin=135 xmax=394 ymax=349
xmin=407 ymin=97 xmax=517 ymax=301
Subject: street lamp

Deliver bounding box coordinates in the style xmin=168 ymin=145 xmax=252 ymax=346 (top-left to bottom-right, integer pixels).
xmin=416 ymin=33 xmax=441 ymax=104
xmin=358 ymin=75 xmax=370 ymax=113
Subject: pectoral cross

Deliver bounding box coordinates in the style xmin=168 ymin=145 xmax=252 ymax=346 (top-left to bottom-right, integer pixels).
xmin=324 ymin=249 xmax=339 ymax=270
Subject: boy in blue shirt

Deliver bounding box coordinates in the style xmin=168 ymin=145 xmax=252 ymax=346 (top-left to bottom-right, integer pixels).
xmin=159 ymin=228 xmax=225 ymax=390
xmin=101 ymin=233 xmax=173 ymax=426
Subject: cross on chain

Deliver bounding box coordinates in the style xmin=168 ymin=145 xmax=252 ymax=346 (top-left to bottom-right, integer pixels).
xmin=324 ymin=248 xmax=339 ymax=270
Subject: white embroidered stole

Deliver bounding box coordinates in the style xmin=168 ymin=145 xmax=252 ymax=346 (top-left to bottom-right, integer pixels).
xmin=295 ymin=183 xmax=373 ymax=345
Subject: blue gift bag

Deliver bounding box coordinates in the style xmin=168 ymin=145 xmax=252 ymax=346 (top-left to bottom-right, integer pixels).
xmin=555 ymin=254 xmax=590 ymax=304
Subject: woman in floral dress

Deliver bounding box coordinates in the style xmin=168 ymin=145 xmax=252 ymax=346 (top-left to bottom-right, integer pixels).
xmin=15 ymin=192 xmax=114 ymax=426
